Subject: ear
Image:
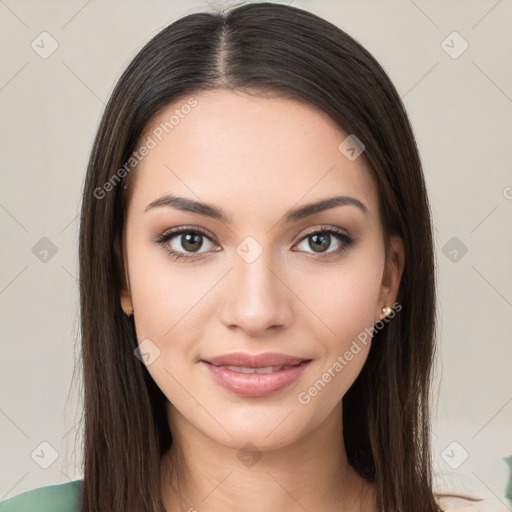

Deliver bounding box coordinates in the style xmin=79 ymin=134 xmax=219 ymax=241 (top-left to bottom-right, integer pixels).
xmin=374 ymin=235 xmax=404 ymax=322
xmin=114 ymin=234 xmax=133 ymax=316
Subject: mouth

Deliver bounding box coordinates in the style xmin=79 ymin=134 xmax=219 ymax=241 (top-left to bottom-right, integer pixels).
xmin=207 ymin=363 xmax=304 ymax=374
xmin=200 ymin=352 xmax=312 ymax=397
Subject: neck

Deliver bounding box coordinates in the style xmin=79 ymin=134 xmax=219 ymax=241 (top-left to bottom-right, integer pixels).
xmin=160 ymin=401 xmax=378 ymax=512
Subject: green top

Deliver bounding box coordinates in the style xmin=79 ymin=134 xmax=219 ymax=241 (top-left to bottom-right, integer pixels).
xmin=0 ymin=480 xmax=82 ymax=512
xmin=1 ymin=474 xmax=510 ymax=511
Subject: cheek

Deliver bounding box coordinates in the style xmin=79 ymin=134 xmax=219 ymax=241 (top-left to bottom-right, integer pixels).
xmin=127 ymin=248 xmax=209 ymax=402
xmin=125 ymin=233 xmax=188 ymax=343
xmin=124 ymin=220 xmax=192 ymax=322
xmin=291 ymin=260 xmax=382 ymax=413
xmin=294 ymin=252 xmax=383 ymax=341
xmin=291 ymin=249 xmax=383 ymax=398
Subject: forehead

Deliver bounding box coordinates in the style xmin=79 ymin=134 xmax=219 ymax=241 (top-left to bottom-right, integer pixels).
xmin=126 ymin=89 xmax=379 ymax=222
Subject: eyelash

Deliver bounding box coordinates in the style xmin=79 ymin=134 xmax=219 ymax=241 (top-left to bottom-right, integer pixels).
xmin=153 ymin=225 xmax=355 ymax=262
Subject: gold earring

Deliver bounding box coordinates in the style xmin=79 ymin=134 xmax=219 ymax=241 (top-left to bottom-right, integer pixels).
xmin=381 ymin=305 xmax=392 ymax=319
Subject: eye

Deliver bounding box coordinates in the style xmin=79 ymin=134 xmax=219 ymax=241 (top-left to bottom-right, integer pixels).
xmin=153 ymin=226 xmax=218 ymax=261
xmin=153 ymin=225 xmax=355 ymax=261
xmin=293 ymin=226 xmax=355 ymax=257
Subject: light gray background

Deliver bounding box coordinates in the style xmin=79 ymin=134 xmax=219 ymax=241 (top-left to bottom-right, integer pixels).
xmin=1 ymin=0 xmax=511 ymax=508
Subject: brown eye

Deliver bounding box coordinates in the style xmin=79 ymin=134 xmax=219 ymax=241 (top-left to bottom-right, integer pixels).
xmin=294 ymin=227 xmax=354 ymax=256
xmin=308 ymin=232 xmax=332 ymax=252
xmin=179 ymin=232 xmax=204 ymax=253
xmin=154 ymin=227 xmax=218 ymax=260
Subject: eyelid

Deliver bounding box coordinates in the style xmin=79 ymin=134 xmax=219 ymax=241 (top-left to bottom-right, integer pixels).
xmin=298 ymin=224 xmax=350 ymax=240
xmin=154 ymin=225 xmax=217 ymax=244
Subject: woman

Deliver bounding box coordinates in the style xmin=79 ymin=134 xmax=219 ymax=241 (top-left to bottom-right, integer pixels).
xmin=0 ymin=2 xmax=492 ymax=511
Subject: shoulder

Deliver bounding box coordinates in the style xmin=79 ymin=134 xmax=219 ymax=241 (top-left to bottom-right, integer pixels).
xmin=0 ymin=480 xmax=82 ymax=512
xmin=433 ymin=470 xmax=510 ymax=512
xmin=435 ymin=493 xmax=495 ymax=511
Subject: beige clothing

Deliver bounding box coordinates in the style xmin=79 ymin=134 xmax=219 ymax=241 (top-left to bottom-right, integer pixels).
xmin=433 ymin=469 xmax=510 ymax=511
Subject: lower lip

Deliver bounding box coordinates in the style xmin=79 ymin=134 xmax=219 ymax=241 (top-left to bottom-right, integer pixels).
xmin=201 ymin=360 xmax=310 ymax=397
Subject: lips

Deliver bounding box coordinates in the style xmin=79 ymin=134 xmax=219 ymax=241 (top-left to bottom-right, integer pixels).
xmin=200 ymin=352 xmax=311 ymax=397
xmin=215 ymin=364 xmax=297 ymax=374
xmin=203 ymin=352 xmax=309 ymax=368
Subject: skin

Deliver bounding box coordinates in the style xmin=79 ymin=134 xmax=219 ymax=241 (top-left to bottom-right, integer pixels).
xmin=117 ymin=89 xmax=404 ymax=512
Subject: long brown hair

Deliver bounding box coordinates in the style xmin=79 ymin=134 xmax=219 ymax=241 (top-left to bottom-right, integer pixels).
xmin=77 ymin=3 xmax=441 ymax=510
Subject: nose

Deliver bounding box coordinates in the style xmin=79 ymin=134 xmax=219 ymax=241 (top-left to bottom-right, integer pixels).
xmin=219 ymin=247 xmax=293 ymax=337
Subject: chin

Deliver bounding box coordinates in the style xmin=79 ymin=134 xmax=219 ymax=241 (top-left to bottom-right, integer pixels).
xmin=204 ymin=404 xmax=321 ymax=452
xmin=213 ymin=427 xmax=303 ymax=454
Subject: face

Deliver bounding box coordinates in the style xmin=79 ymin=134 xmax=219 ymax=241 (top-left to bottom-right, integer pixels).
xmin=117 ymin=89 xmax=403 ymax=452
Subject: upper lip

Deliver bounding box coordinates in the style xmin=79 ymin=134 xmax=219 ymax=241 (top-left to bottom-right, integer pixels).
xmin=202 ymin=352 xmax=311 ymax=368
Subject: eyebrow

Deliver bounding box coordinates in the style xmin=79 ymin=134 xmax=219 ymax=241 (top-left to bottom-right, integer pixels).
xmin=144 ymin=193 xmax=368 ymax=223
